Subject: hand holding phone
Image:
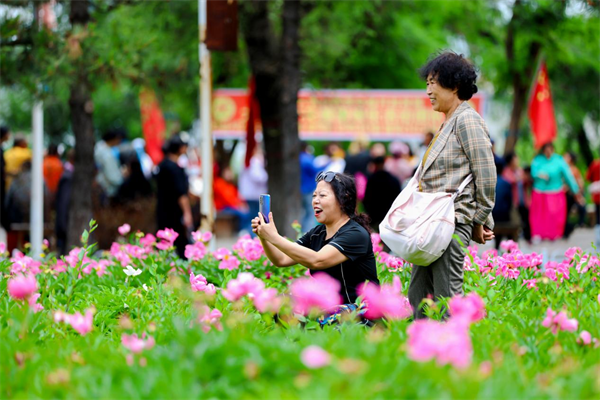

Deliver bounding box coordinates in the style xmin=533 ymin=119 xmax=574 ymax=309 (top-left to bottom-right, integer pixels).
xmin=259 ymin=194 xmax=270 ymax=223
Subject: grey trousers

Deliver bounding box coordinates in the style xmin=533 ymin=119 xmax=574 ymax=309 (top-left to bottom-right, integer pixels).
xmin=408 ymin=223 xmax=473 ymax=320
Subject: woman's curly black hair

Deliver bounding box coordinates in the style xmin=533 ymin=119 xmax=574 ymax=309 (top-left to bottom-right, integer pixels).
xmin=318 ymin=173 xmax=371 ymax=233
xmin=419 ymin=51 xmax=479 ymax=101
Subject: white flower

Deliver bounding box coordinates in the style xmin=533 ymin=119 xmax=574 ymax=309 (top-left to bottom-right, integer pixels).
xmin=143 ymin=284 xmax=150 ymax=292
xmin=124 ymin=265 xmax=142 ymax=277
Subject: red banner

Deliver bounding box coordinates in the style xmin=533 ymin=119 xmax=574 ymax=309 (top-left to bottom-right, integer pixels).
xmin=528 ymin=62 xmax=557 ymax=149
xmin=212 ymin=89 xmax=485 ymax=141
xmin=140 ymin=88 xmax=167 ymax=164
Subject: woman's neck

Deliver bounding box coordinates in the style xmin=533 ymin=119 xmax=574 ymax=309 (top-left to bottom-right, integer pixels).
xmin=325 ymin=215 xmax=351 ymax=239
xmin=444 ymin=99 xmax=463 ymax=121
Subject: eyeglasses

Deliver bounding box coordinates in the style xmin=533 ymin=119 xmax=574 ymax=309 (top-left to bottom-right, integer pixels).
xmin=316 ymin=171 xmax=338 ymax=183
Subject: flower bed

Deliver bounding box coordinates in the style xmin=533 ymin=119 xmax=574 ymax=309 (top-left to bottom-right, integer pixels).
xmin=1 ymin=223 xmax=599 ymax=399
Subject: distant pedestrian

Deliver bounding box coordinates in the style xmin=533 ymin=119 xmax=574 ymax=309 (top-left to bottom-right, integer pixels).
xmin=4 ymin=133 xmax=32 ymax=190
xmin=314 ymin=142 xmax=346 ymax=173
xmin=529 ymin=142 xmax=579 ymax=242
xmin=55 ymin=150 xmax=75 ymax=255
xmin=94 ymin=129 xmax=123 ymax=200
xmin=155 ymin=135 xmax=192 ymax=258
xmin=385 ymin=141 xmax=414 ymax=187
xmin=43 ymin=144 xmax=64 ymax=195
xmin=586 ymin=158 xmax=600 ymax=246
xmin=239 ymin=146 xmax=268 ymax=235
xmin=502 ymin=153 xmax=531 ymax=242
xmin=492 ymin=161 xmax=513 ymax=249
xmin=1 ymin=126 xmax=11 ymax=236
xmin=300 ymin=142 xmax=320 ymax=232
xmin=363 ymin=156 xmax=401 ymax=230
xmin=563 ymin=151 xmax=586 ymax=238
xmin=116 ymin=153 xmax=153 ymax=204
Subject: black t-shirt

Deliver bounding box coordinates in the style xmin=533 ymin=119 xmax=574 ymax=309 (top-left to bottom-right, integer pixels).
xmin=155 ymin=158 xmax=189 ymax=229
xmin=296 ymin=219 xmax=379 ymax=304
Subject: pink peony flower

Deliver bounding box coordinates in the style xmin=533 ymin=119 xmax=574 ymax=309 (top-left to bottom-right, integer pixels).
xmin=290 ymin=273 xmax=342 ymax=315
xmin=156 ymin=240 xmax=173 ymax=251
xmin=448 ymin=292 xmax=486 ymax=324
xmin=204 ymin=284 xmax=216 ymax=296
xmin=192 ymin=231 xmax=212 ymax=243
xmin=358 ymin=277 xmax=412 ymax=320
xmin=564 ymin=247 xmax=582 ymax=260
xmin=27 ymin=292 xmax=44 ymax=313
xmin=252 ymin=288 xmax=282 ymax=313
xmin=371 ymin=233 xmax=383 ymax=253
xmin=213 ymin=248 xmax=232 ymax=260
xmin=140 ymin=233 xmax=156 ymax=247
xmin=7 ymin=274 xmax=38 ymax=300
xmin=185 ymin=241 xmax=207 ymax=261
xmin=10 ymin=252 xmax=42 ymax=275
xmin=157 ymin=228 xmax=178 ymax=242
xmin=233 ymin=236 xmax=264 ymax=262
xmin=219 ymin=256 xmax=241 ymax=271
xmin=190 ymin=272 xmax=208 ymax=292
xmin=500 ymin=240 xmax=519 ymax=253
xmin=407 ymin=319 xmax=473 ymax=369
xmin=198 ymin=306 xmax=223 ymax=333
xmin=542 ymin=308 xmax=578 ymax=335
xmin=0 ymin=242 xmax=6 ymax=254
xmin=55 ymin=308 xmax=95 ymax=336
xmin=122 ymin=333 xmax=156 ymax=353
xmin=156 ymin=228 xmax=178 ymax=250
xmin=67 ymin=309 xmax=95 ymax=335
xmin=522 ymin=279 xmax=538 ymax=290
xmin=300 ymin=345 xmax=331 ymax=369
xmin=579 ymin=331 xmax=592 ymax=345
xmin=222 ymin=272 xmax=265 ymax=301
xmin=118 ymin=223 xmax=131 ymax=236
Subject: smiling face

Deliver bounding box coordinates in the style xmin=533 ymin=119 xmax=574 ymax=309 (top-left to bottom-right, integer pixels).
xmin=426 ymin=74 xmax=459 ymax=114
xmin=312 ymin=181 xmax=344 ymax=225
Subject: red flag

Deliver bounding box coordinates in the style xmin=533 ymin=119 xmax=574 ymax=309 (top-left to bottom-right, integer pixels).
xmin=139 ymin=88 xmax=167 ymax=165
xmin=245 ymin=76 xmax=260 ymax=167
xmin=528 ymin=62 xmax=557 ymax=149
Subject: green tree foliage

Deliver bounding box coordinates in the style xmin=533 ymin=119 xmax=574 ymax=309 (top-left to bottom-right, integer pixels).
xmin=1 ymin=0 xmax=598 ymax=156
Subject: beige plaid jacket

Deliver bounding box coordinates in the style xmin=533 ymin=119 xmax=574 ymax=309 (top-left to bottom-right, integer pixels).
xmin=419 ymin=101 xmax=496 ymax=229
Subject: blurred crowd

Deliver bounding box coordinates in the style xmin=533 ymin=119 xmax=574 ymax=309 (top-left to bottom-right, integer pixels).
xmin=1 ymin=123 xmax=599 ymax=256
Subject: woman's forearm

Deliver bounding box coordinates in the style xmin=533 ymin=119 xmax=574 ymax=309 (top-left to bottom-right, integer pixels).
xmin=270 ymin=236 xmax=329 ymax=270
xmin=260 ymin=237 xmax=295 ymax=267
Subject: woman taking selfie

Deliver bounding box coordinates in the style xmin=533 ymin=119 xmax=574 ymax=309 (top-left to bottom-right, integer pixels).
xmin=251 ymin=172 xmax=379 ymax=305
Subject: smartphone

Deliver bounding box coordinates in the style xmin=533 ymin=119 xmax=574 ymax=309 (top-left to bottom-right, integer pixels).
xmin=259 ymin=194 xmax=271 ymax=223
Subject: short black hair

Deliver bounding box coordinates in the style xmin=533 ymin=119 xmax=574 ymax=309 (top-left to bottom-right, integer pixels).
xmin=419 ymin=51 xmax=479 ymax=100
xmin=0 ymin=126 xmax=9 ymax=138
xmin=495 ymin=160 xmax=505 ymax=176
xmin=47 ymin=143 xmax=59 ymax=156
xmin=504 ymin=152 xmax=516 ymax=166
xmin=164 ymin=135 xmax=187 ymax=155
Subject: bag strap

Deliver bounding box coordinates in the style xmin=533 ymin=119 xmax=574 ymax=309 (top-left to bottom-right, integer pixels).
xmin=453 ymin=174 xmax=473 ymax=197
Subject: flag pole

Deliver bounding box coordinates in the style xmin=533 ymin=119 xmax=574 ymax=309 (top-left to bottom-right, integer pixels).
xmin=198 ymin=0 xmax=214 ymax=248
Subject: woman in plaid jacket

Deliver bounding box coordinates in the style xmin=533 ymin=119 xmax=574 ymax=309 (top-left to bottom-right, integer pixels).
xmin=408 ymin=52 xmax=497 ymax=319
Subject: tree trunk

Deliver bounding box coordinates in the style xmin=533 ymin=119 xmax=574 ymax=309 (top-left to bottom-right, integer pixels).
xmin=504 ymin=0 xmax=542 ymax=156
xmin=67 ymin=0 xmax=95 ymax=248
xmin=240 ymin=0 xmax=302 ymax=238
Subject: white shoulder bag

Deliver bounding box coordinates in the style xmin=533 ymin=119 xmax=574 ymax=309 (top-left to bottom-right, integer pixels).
xmin=379 ymin=164 xmax=472 ymax=266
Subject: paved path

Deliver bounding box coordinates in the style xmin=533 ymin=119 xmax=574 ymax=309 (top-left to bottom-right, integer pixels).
xmin=215 ymin=227 xmax=599 ymax=263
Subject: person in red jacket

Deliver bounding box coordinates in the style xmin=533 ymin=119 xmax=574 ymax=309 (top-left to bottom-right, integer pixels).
xmin=586 ymin=158 xmax=600 ymax=246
